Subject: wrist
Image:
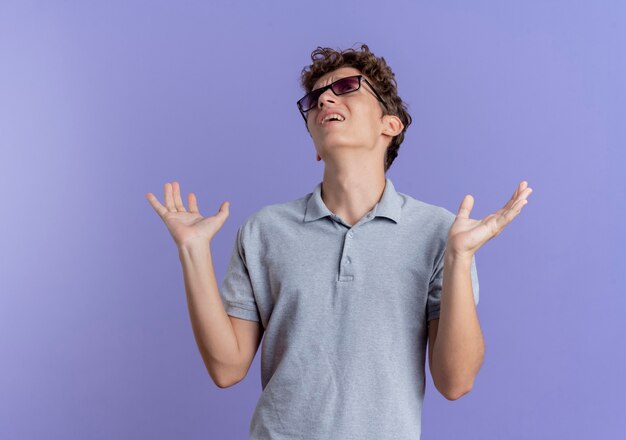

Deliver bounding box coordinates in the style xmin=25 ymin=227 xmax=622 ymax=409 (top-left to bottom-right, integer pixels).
xmin=178 ymin=239 xmax=212 ymax=256
xmin=444 ymin=249 xmax=473 ymax=267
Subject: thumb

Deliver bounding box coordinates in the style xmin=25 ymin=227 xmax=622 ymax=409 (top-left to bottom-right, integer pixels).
xmin=456 ymin=194 xmax=474 ymax=219
xmin=218 ymin=201 xmax=230 ymax=217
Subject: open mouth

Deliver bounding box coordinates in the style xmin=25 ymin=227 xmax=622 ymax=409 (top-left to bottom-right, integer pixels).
xmin=319 ymin=113 xmax=346 ymax=125
xmin=320 ymin=118 xmax=346 ymax=126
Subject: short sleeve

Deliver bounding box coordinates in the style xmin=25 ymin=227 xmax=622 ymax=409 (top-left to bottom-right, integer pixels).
xmin=219 ymin=225 xmax=261 ymax=322
xmin=426 ymin=252 xmax=479 ymax=322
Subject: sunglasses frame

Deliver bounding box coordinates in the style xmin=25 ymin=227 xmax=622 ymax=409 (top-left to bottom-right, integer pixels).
xmin=297 ymin=74 xmax=386 ymax=123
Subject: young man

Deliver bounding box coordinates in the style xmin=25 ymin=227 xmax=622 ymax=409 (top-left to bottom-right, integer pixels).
xmin=147 ymin=44 xmax=532 ymax=439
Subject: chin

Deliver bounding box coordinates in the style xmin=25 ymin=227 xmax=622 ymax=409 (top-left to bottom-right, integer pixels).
xmin=316 ymin=135 xmax=358 ymax=148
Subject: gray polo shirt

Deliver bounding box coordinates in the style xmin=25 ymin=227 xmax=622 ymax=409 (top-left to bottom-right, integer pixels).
xmin=219 ymin=177 xmax=479 ymax=440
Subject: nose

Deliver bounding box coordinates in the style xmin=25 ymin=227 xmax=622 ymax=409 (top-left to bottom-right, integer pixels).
xmin=317 ymin=88 xmax=337 ymax=109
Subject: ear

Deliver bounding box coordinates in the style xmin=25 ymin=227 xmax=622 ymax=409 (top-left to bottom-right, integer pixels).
xmin=382 ymin=114 xmax=404 ymax=137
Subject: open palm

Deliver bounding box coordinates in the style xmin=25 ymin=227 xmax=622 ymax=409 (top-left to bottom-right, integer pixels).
xmin=146 ymin=181 xmax=230 ymax=248
xmin=447 ymin=181 xmax=533 ymax=258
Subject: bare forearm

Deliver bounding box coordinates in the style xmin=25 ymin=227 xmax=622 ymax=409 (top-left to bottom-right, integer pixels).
xmin=432 ymin=251 xmax=484 ymax=397
xmin=178 ymin=242 xmax=241 ymax=387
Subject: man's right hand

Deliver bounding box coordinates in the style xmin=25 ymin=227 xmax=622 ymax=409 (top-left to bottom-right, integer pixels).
xmin=146 ymin=181 xmax=230 ymax=248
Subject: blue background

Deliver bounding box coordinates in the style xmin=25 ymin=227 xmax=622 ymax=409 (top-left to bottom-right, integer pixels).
xmin=1 ymin=1 xmax=624 ymax=438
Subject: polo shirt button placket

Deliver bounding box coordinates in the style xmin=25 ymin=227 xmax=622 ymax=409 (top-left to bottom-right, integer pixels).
xmin=339 ymin=229 xmax=355 ymax=282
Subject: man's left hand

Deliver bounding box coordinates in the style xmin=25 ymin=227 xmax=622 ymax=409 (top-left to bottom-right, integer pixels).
xmin=446 ymin=181 xmax=533 ymax=259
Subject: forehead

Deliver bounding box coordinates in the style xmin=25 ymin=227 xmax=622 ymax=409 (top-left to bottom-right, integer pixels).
xmin=312 ymin=66 xmax=363 ymax=90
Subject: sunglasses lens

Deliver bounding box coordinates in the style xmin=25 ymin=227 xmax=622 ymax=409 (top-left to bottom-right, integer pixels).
xmin=301 ymin=89 xmax=322 ymax=112
xmin=299 ymin=76 xmax=362 ymax=113
xmin=332 ymin=76 xmax=360 ymax=94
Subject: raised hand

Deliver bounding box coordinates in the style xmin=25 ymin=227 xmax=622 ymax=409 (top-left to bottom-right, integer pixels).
xmin=146 ymin=181 xmax=230 ymax=248
xmin=446 ymin=181 xmax=533 ymax=259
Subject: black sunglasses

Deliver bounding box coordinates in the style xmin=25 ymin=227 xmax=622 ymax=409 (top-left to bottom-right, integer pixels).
xmin=297 ymin=75 xmax=386 ymax=123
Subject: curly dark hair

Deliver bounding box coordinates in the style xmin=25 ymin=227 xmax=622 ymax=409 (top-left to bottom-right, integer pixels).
xmin=299 ymin=43 xmax=412 ymax=173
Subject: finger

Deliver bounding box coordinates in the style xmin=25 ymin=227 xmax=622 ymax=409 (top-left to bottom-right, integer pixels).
xmin=512 ymin=182 xmax=521 ymax=200
xmin=217 ymin=201 xmax=230 ymax=218
xmin=188 ymin=192 xmax=201 ymax=215
xmin=220 ymin=201 xmax=230 ymax=215
xmin=495 ymin=197 xmax=527 ymax=230
xmin=523 ymin=186 xmax=533 ymax=199
xmin=514 ymin=187 xmax=533 ymax=206
xmin=510 ymin=181 xmax=524 ymax=205
xmin=164 ymin=182 xmax=176 ymax=211
xmin=173 ymin=181 xmax=187 ymax=212
xmin=456 ymin=194 xmax=474 ymax=219
xmin=146 ymin=192 xmax=168 ymax=217
xmin=501 ymin=181 xmax=530 ymax=213
xmin=502 ymin=181 xmax=526 ymax=212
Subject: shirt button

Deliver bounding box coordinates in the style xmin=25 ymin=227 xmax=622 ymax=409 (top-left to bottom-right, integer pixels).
xmin=348 ymin=232 xmax=354 ymax=238
xmin=345 ymin=257 xmax=351 ymax=264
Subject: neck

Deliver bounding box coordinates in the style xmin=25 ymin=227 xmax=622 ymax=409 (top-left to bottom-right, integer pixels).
xmin=321 ymin=161 xmax=386 ymax=226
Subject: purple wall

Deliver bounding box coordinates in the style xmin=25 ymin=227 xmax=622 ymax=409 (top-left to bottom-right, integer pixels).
xmin=1 ymin=1 xmax=624 ymax=438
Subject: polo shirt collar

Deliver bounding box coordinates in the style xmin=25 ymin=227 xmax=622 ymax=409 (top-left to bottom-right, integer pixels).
xmin=304 ymin=177 xmax=402 ymax=224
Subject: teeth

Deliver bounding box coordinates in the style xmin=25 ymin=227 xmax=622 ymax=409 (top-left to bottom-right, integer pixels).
xmin=322 ymin=113 xmax=345 ymax=123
